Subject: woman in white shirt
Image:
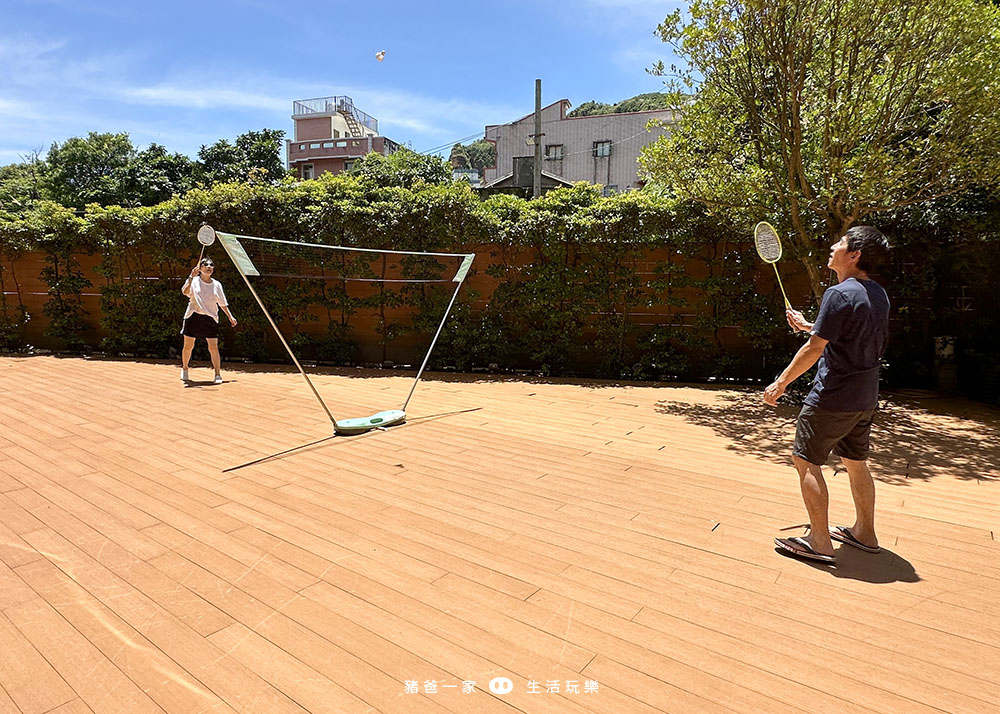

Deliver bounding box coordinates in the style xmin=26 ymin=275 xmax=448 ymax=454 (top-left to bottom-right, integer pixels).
xmin=180 ymin=257 xmax=237 ymax=383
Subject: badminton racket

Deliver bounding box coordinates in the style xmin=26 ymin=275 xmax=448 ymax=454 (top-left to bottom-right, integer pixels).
xmin=754 ymin=221 xmax=791 ymax=310
xmin=196 ymin=224 xmax=216 ymax=264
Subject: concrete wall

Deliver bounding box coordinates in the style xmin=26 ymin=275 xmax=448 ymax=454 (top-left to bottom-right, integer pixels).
xmin=294 ymin=117 xmax=333 ymax=141
xmin=293 ymin=114 xmax=376 ymax=142
xmin=484 ymin=101 xmax=674 ymax=192
xmin=287 ymin=136 xmax=392 ymax=178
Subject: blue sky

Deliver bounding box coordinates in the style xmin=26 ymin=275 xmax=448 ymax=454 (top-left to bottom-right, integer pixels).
xmin=0 ymin=0 xmax=684 ymax=164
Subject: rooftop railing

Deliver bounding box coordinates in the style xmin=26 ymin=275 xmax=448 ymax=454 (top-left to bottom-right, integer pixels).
xmin=292 ymin=96 xmax=378 ymax=133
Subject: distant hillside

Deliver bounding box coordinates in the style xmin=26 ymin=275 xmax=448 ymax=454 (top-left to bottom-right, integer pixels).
xmin=567 ymin=92 xmax=671 ymax=118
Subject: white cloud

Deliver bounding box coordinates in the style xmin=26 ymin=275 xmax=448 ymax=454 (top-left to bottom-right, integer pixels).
xmin=119 ymin=84 xmax=287 ymax=112
xmin=0 ymin=36 xmax=65 ymax=65
xmin=614 ymin=45 xmax=668 ymax=72
xmin=0 ymin=32 xmax=521 ymax=157
xmin=0 ymin=97 xmax=34 ymax=116
xmin=343 ymin=87 xmax=519 ymax=141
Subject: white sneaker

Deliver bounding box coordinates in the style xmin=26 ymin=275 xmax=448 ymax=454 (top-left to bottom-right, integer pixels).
xmin=180 ymin=369 xmax=189 ymax=382
xmin=213 ymin=375 xmax=223 ymax=384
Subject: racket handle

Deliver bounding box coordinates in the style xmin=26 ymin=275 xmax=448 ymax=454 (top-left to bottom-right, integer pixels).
xmin=772 ymin=262 xmax=791 ymax=310
xmin=197 ymin=245 xmax=206 ymax=264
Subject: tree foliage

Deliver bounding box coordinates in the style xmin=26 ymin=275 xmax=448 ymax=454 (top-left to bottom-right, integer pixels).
xmin=0 ymin=175 xmax=798 ymax=381
xmin=0 ymin=151 xmax=46 ymax=214
xmin=196 ymin=128 xmax=285 ymax=185
xmin=465 ymin=140 xmax=496 ymax=171
xmin=1 ymin=138 xmax=996 ymax=398
xmin=642 ymin=0 xmax=1000 ymax=300
xmin=45 ymin=133 xmax=202 ymax=209
xmin=566 ymin=100 xmax=614 ymax=117
xmin=45 ymin=132 xmax=137 ymax=208
xmin=448 ymin=140 xmax=496 ymax=172
xmin=567 ymin=93 xmax=671 ymax=117
xmin=128 ymin=143 xmax=197 ymax=206
xmin=449 ymin=143 xmax=470 ymax=168
xmin=3 ymin=128 xmax=287 ymax=213
xmin=352 ymin=149 xmax=451 ymax=188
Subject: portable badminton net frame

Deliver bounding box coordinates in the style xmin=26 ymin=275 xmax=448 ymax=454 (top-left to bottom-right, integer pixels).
xmin=212 ymin=228 xmax=475 ymax=435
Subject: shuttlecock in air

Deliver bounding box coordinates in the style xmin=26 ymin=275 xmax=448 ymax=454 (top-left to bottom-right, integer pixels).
xmin=375 ymin=51 xmax=386 ymax=62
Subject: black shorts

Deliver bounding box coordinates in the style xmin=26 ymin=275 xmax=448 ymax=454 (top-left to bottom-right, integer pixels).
xmin=793 ymin=404 xmax=874 ymax=465
xmin=181 ymin=312 xmax=219 ymax=339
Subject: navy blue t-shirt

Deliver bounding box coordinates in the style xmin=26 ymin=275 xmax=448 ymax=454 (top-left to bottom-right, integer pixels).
xmin=805 ymin=277 xmax=890 ymax=411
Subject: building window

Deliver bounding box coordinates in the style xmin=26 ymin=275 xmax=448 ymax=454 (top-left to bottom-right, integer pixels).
xmin=302 ymin=164 xmax=314 ymax=180
xmin=322 ymin=142 xmax=334 ymax=148
xmin=337 ymin=141 xmax=348 ymax=147
xmin=333 ymin=130 xmax=340 ymax=138
xmin=593 ymin=141 xmax=612 ymax=157
xmin=299 ymin=144 xmax=306 ymax=150
xmin=545 ymin=144 xmax=563 ymax=160
xmin=344 ymin=160 xmax=354 ymax=172
xmin=310 ymin=143 xmax=321 ymax=149
xmin=602 ymin=185 xmax=618 ymax=197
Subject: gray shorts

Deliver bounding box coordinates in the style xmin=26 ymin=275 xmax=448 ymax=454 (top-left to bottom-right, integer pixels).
xmin=793 ymin=404 xmax=874 ymax=466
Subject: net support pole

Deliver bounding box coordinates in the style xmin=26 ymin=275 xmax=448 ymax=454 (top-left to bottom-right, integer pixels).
xmin=224 ymin=248 xmax=340 ymax=430
xmin=401 ymin=253 xmax=475 ymax=412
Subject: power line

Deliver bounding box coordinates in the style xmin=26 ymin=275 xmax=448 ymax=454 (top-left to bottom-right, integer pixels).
xmin=418 ymin=132 xmax=487 ymax=155
xmin=555 ymin=126 xmax=661 ymax=159
xmin=417 ymin=109 xmax=673 ymax=156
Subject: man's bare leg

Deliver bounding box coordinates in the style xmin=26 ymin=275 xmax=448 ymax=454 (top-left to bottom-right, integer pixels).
xmin=793 ymin=454 xmax=834 ymax=556
xmin=838 ymin=457 xmax=878 ymax=549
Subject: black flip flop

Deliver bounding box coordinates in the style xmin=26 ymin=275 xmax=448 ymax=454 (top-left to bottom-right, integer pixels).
xmin=830 ymin=526 xmax=881 ymax=553
xmin=774 ymin=536 xmax=836 ymax=564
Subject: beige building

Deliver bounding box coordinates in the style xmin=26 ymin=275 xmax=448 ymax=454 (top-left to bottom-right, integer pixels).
xmin=286 ymin=96 xmax=401 ymax=179
xmin=483 ymin=99 xmax=674 ymax=194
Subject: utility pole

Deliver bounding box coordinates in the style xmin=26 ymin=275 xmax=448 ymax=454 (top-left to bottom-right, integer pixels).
xmin=533 ymin=79 xmax=542 ymax=199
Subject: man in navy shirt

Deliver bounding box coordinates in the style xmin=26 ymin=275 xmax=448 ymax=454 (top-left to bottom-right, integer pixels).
xmin=764 ymin=226 xmax=892 ymax=564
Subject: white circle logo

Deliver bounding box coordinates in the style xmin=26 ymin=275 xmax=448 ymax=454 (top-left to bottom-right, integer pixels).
xmin=488 ymin=677 xmax=513 ymax=694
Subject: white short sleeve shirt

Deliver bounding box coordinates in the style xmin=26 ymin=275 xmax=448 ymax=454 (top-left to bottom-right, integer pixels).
xmin=184 ymin=278 xmax=228 ymax=322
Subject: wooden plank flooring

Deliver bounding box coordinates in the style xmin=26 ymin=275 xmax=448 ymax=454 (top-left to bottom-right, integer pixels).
xmin=1 ymin=355 xmax=998 ymax=713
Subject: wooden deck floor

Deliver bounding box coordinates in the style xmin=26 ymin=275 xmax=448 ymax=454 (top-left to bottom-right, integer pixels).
xmin=1 ymin=355 xmax=998 ymax=714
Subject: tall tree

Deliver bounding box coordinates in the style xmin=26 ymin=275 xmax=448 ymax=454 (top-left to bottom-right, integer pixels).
xmin=448 ymin=140 xmax=496 ymax=173
xmin=614 ymin=92 xmax=672 ymax=114
xmin=641 ymin=0 xmax=1000 ymax=300
xmin=568 ymin=93 xmax=672 ymax=117
xmin=465 ymin=140 xmax=496 ymax=171
xmin=0 ymin=150 xmax=47 ymax=213
xmin=197 ymin=129 xmax=285 ymax=185
xmin=567 ymin=100 xmax=614 ymax=117
xmin=449 ymin=143 xmax=470 ymax=168
xmin=125 ymin=143 xmax=195 ymax=205
xmin=353 ymin=149 xmax=451 ymax=187
xmin=43 ymin=134 xmax=198 ymax=208
xmin=45 ymin=132 xmax=135 ymax=208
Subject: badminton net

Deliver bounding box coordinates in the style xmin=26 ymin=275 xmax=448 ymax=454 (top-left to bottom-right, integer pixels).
xmin=216 ymin=231 xmax=474 ymax=431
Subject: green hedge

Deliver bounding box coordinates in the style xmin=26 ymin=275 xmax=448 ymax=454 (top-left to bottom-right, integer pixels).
xmin=1 ymin=171 xmax=996 ymax=395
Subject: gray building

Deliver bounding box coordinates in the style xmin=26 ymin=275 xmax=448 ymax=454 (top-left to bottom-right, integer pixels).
xmin=483 ymin=99 xmax=675 ymax=195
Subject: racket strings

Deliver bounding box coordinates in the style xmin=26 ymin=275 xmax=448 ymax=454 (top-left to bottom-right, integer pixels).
xmin=755 ymin=225 xmax=783 ymax=263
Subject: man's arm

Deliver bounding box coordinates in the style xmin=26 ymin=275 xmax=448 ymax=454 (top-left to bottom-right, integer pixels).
xmin=763 ymin=334 xmax=828 ymax=406
xmin=786 ymin=308 xmax=813 ymax=333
